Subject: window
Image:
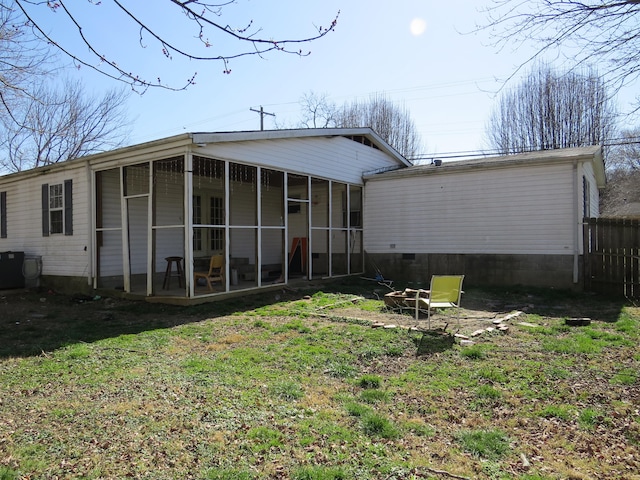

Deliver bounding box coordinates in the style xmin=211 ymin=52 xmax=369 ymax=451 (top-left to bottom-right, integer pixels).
xmin=0 ymin=191 xmax=6 ymax=238
xmin=349 ymin=186 xmax=362 ymax=227
xmin=49 ymin=184 xmax=64 ymax=234
xmin=42 ymin=180 xmax=73 ymax=236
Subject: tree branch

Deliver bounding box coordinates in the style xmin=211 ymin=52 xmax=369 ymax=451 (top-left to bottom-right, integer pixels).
xmin=477 ymin=0 xmax=640 ymax=100
xmin=13 ymin=0 xmax=339 ymax=91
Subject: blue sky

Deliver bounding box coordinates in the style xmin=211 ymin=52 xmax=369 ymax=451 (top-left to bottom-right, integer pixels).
xmin=22 ymin=0 xmax=640 ymax=158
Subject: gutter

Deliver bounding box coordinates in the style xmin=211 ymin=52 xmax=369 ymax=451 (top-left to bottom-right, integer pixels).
xmin=363 ymin=147 xmax=601 ymax=181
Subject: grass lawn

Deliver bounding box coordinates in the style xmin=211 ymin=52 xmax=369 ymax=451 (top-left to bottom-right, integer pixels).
xmin=0 ymin=281 xmax=638 ymax=479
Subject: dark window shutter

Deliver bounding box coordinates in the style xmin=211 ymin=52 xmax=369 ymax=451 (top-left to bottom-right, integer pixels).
xmin=42 ymin=183 xmax=49 ymax=237
xmin=64 ymin=179 xmax=73 ymax=236
xmin=0 ymin=191 xmax=6 ymax=238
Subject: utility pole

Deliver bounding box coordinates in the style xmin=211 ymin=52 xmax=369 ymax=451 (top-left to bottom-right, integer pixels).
xmin=250 ymin=106 xmax=275 ymax=131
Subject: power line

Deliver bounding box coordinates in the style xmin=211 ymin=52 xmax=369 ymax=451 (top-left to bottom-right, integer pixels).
xmin=249 ymin=106 xmax=275 ymax=131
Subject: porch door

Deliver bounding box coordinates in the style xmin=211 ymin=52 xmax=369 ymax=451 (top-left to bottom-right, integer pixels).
xmin=125 ymin=196 xmax=150 ymax=294
xmin=287 ymin=174 xmax=309 ymax=279
xmin=95 ymin=168 xmax=124 ymax=289
xmin=122 ymin=163 xmax=151 ymax=294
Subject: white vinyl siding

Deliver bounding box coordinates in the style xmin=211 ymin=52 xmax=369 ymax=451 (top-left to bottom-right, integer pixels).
xmin=0 ymin=131 xmax=403 ymax=291
xmin=581 ymin=162 xmax=599 ymax=217
xmin=365 ymin=162 xmax=578 ymax=255
xmin=195 ymin=137 xmax=394 ymax=185
xmin=0 ymin=166 xmax=89 ymax=277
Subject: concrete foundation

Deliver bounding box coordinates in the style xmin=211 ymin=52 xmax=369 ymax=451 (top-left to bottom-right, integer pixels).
xmin=365 ymin=253 xmax=582 ymax=290
xmin=40 ymin=275 xmax=94 ymax=295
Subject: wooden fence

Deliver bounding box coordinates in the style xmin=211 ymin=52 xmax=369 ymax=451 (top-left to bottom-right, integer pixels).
xmin=583 ymin=217 xmax=640 ymax=299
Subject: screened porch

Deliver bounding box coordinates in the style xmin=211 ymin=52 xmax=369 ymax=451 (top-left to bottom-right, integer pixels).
xmin=93 ymin=153 xmax=364 ymax=299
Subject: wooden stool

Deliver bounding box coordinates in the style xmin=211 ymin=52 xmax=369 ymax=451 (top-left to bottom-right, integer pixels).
xmin=163 ymin=256 xmax=184 ymax=289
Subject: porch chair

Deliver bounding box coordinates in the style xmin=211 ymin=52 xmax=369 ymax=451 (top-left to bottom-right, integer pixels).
xmin=194 ymin=255 xmax=224 ymax=291
xmin=414 ymin=275 xmax=464 ymax=330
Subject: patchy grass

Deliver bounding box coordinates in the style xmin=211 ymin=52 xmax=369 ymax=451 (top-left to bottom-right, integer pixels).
xmin=456 ymin=428 xmax=510 ymax=459
xmin=0 ymin=284 xmax=638 ymax=479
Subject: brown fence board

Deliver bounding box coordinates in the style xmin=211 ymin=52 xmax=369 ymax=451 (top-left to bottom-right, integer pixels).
xmin=584 ymin=217 xmax=640 ymax=298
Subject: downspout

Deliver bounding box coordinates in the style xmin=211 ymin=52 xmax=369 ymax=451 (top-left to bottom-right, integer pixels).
xmin=572 ymin=161 xmax=579 ymax=284
xmin=86 ymin=159 xmax=94 ymax=288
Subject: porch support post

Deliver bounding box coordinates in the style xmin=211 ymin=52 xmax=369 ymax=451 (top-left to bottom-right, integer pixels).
xmin=224 ymin=161 xmax=230 ymax=291
xmin=120 ymin=166 xmax=131 ymax=293
xmin=307 ymin=176 xmax=312 ymax=280
xmin=185 ymin=152 xmax=194 ymax=297
xmin=328 ymin=181 xmax=333 ymax=278
xmin=346 ymin=184 xmax=351 ymax=275
xmin=257 ymin=166 xmax=263 ymax=287
xmin=146 ymin=160 xmax=154 ymax=296
xmin=284 ymin=172 xmax=289 ymax=284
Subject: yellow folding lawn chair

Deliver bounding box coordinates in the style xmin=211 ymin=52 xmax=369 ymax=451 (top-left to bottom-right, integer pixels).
xmin=414 ymin=275 xmax=464 ymax=329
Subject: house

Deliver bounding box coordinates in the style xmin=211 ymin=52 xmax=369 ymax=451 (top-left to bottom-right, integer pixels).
xmin=0 ymin=128 xmax=409 ymax=302
xmin=363 ymin=146 xmax=605 ymax=289
xmin=0 ymin=131 xmax=605 ymax=300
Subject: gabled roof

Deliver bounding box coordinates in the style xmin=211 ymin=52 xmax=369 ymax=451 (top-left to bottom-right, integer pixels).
xmin=0 ymin=128 xmax=411 ymax=183
xmin=190 ymin=128 xmax=411 ymax=167
xmin=365 ymin=146 xmax=606 ymax=188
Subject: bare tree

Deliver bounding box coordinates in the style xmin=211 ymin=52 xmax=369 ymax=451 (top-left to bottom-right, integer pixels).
xmin=608 ymin=128 xmax=640 ymax=172
xmin=0 ymin=4 xmax=51 ymax=122
xmin=0 ymin=5 xmax=130 ymax=173
xmin=601 ymin=128 xmax=640 ymax=216
xmin=298 ymin=92 xmax=424 ymax=158
xmin=486 ymin=65 xmax=617 ymax=163
xmin=341 ymin=95 xmax=423 ymax=160
xmin=479 ymin=1 xmax=640 ymax=95
xmin=600 ymin=169 xmax=640 ymax=217
xmin=299 ymin=92 xmax=337 ymax=129
xmin=1 ymin=79 xmax=130 ymax=171
xmin=12 ymin=0 xmax=339 ymax=92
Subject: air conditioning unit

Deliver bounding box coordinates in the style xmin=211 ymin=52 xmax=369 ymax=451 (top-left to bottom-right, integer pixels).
xmin=0 ymin=251 xmax=25 ymax=289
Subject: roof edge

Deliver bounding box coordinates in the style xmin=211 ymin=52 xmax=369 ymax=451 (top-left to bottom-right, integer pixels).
xmin=192 ymin=128 xmax=411 ymax=167
xmin=365 ymin=146 xmax=605 ymax=184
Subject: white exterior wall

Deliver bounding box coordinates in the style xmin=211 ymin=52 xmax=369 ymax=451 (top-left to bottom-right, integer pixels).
xmin=582 ymin=161 xmax=600 ymax=217
xmin=0 ymin=163 xmax=91 ymax=278
xmin=195 ymin=137 xmax=395 ymax=185
xmin=364 ymin=162 xmax=580 ymax=255
xmin=0 ymin=132 xmax=405 ymax=289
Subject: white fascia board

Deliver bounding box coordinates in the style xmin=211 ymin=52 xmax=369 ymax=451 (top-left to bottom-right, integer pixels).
xmin=191 ymin=128 xmax=412 ymax=168
xmin=365 ymin=146 xmax=604 ymax=182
